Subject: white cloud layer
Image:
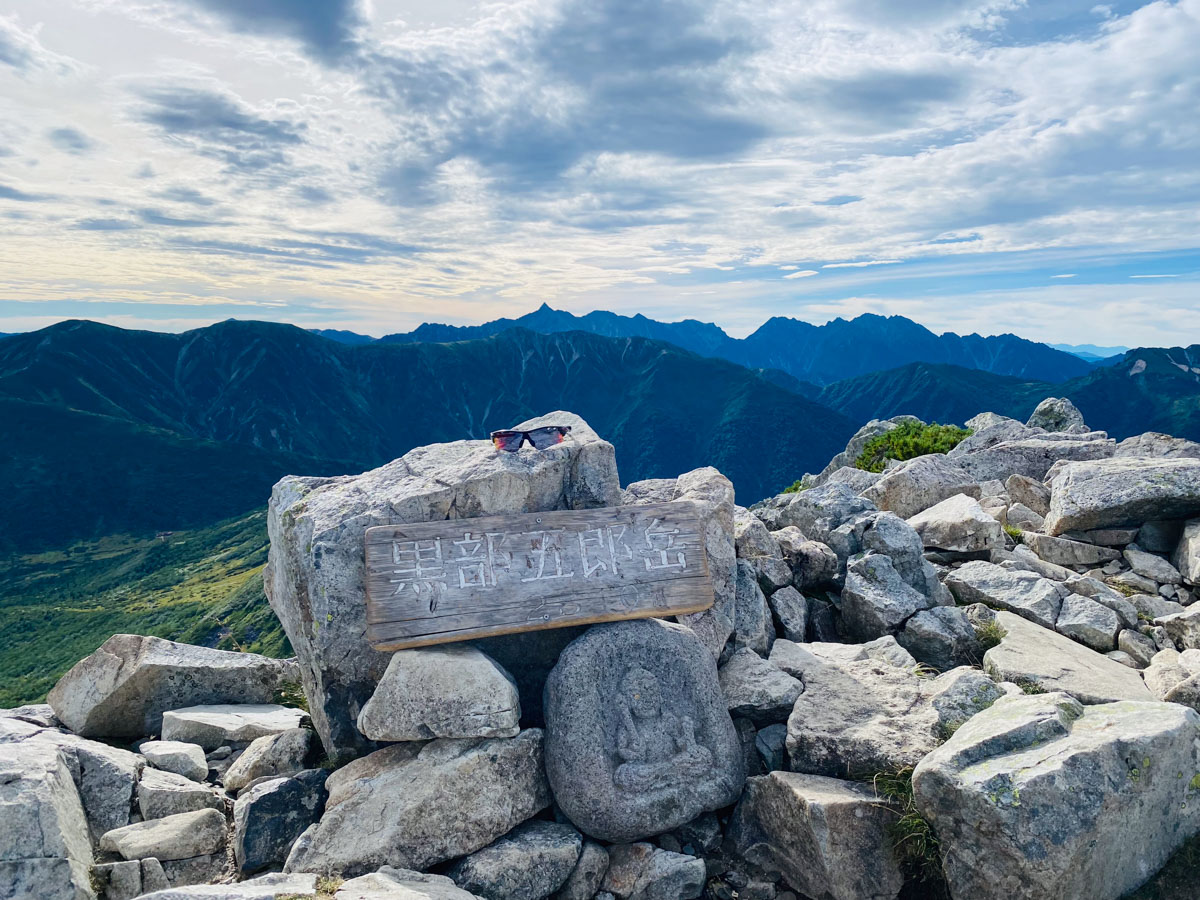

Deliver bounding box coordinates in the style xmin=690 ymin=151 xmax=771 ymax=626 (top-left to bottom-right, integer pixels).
xmin=0 ymin=0 xmax=1197 ymax=344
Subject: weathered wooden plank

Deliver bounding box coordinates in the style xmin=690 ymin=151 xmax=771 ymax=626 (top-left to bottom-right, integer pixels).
xmin=364 ymin=501 xmax=714 ymax=650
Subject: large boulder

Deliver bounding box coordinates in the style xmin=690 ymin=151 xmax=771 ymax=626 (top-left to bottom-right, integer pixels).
xmin=982 ymin=611 xmax=1153 ymax=703
xmin=1115 ymin=433 xmax=1200 ymax=459
xmin=897 ymin=606 xmax=982 ymax=670
xmin=446 ymin=821 xmax=581 ymax=900
xmin=860 ymin=454 xmax=980 ymax=520
xmin=265 ymin=411 xmax=621 ymax=757
xmin=840 ymin=552 xmax=938 ymax=641
xmin=1043 ymin=457 xmax=1200 ymax=536
xmin=137 ymin=769 xmax=223 ymax=820
xmin=827 ymin=511 xmax=948 ymax=605
xmin=1022 ymin=533 xmax=1120 ymax=567
xmin=285 ymin=729 xmax=550 ymax=876
xmin=223 ymin=728 xmax=312 ymax=793
xmin=774 ymin=643 xmax=1002 ymax=777
xmin=724 ymin=561 xmax=775 ymax=657
xmin=944 ymin=560 xmax=1066 ymax=629
xmin=356 ymin=645 xmax=520 ymax=743
xmin=47 ymin=634 xmax=294 ymax=739
xmin=1026 ymin=397 xmax=1086 ymax=432
xmin=755 ymin=482 xmax=875 ymax=541
xmin=232 ymin=770 xmax=327 ymax=876
xmin=1053 ymin=595 xmax=1120 ymax=652
xmin=0 ymin=745 xmax=94 ymax=900
xmin=729 ymin=771 xmax=903 ymax=900
xmin=543 ymin=619 xmax=744 ymax=843
xmin=913 ymin=692 xmax=1200 ymax=900
xmin=954 ymin=438 xmax=1115 ymax=483
xmin=907 ymin=493 xmax=1003 ymax=553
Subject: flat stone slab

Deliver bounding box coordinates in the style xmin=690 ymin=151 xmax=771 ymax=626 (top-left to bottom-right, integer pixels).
xmin=1044 ymin=457 xmax=1200 ymax=535
xmin=983 ymin=611 xmax=1153 ymax=703
xmin=139 ymin=741 xmax=209 ymax=783
xmin=100 ymin=808 xmax=227 ymax=861
xmin=161 ymin=705 xmax=308 ymax=751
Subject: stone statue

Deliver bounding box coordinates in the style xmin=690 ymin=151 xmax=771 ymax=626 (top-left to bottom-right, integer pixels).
xmin=614 ymin=666 xmax=713 ymax=792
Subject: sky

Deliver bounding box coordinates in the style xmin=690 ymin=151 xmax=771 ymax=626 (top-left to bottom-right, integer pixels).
xmin=1 ymin=0 xmax=1198 ymax=346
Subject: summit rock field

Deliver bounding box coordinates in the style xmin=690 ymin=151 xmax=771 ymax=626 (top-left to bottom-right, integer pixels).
xmin=7 ymin=398 xmax=1200 ymax=900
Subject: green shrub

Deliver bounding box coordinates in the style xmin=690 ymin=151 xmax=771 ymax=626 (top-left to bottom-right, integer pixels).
xmin=854 ymin=422 xmax=972 ymax=473
xmin=782 ymin=478 xmax=810 ymax=494
xmin=974 ymin=620 xmax=1007 ymax=652
xmin=1003 ymin=524 xmax=1024 ymax=542
xmin=870 ymin=767 xmax=947 ymax=893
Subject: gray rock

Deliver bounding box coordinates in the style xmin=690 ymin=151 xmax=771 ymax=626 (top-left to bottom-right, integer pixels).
xmin=754 ymin=724 xmax=787 ymax=773
xmin=718 ymin=649 xmax=803 ymax=724
xmin=357 ymin=646 xmax=520 ymax=743
xmin=729 ymin=772 xmax=903 ymax=900
xmin=0 ymin=745 xmax=93 ymax=900
xmin=1117 ymin=629 xmax=1157 ymax=667
xmin=822 ymin=465 xmax=883 ymax=493
xmin=284 ymin=730 xmax=550 ymax=876
xmin=860 ymin=454 xmax=980 ymax=519
xmin=780 ymin=647 xmax=1001 ymax=776
xmin=863 ymin=635 xmax=919 ymax=669
xmin=898 ymin=606 xmax=983 ymax=670
xmin=161 ymin=705 xmax=307 ymax=751
xmin=93 ymin=859 xmax=143 ymax=900
xmin=232 ymin=770 xmax=327 ymax=876
xmin=733 ymin=509 xmax=780 ymax=561
xmin=749 ymin=555 xmax=793 ymax=595
xmin=1005 ymin=474 xmax=1051 ymax=516
xmin=543 ymin=620 xmax=744 ymax=843
xmin=955 ymin=437 xmax=1115 ymax=483
xmin=1003 ymin=544 xmax=1074 ymax=581
xmin=600 ymin=843 xmax=705 ymax=900
xmin=47 ymin=634 xmax=293 ymax=740
xmin=554 ymin=840 xmax=609 ymax=900
xmin=951 ymin=417 xmax=1038 ymax=456
xmin=913 ymin=692 xmax=1200 ymax=900
xmin=762 ymin=482 xmax=876 ymax=543
xmin=1054 ymin=594 xmax=1121 ymax=651
xmin=1110 ymin=570 xmax=1158 ymax=595
xmin=624 ymin=467 xmax=739 ymax=660
xmin=944 ymin=560 xmax=1066 ymax=629
xmin=1115 ymin=432 xmax=1200 ymax=459
xmin=982 ymin=611 xmax=1154 ymax=702
xmin=725 ymin=560 xmax=775 ymax=657
xmin=1044 ymin=457 xmax=1200 ymax=535
xmin=1125 ymin=544 xmax=1183 ymax=584
xmin=1005 ymin=503 xmax=1045 ymax=532
xmin=831 ymin=511 xmax=948 ymax=604
xmin=448 ymin=821 xmax=581 ymax=900
xmin=1063 ymin=576 xmax=1138 ymax=627
xmin=136 ymin=873 xmax=319 ymax=899
xmin=1023 ymin=532 xmax=1120 ymax=566
xmin=1156 ymin=605 xmax=1200 ymax=649
xmin=138 ymin=768 xmax=223 ymax=820
xmin=100 ymin=808 xmax=227 ymax=862
xmin=773 ymin=529 xmax=838 ymax=592
xmin=840 ymin=552 xmax=937 ymax=640
xmin=265 ymin=411 xmax=621 ymax=756
xmin=1106 ymin=649 xmax=1138 ymax=667
xmin=811 ymin=418 xmax=911 ymax=485
xmin=1174 ymin=519 xmax=1200 ymax=584
xmin=139 ymin=741 xmax=209 ymax=783
xmin=335 ymin=868 xmax=485 ymax=899
xmin=907 ymin=493 xmax=1004 ymax=553
xmin=1026 ymin=397 xmax=1086 ymax=432
xmin=223 ymin=728 xmax=311 ymax=793
xmin=765 ymin=585 xmax=807 ymax=642
xmin=1139 ymin=519 xmax=1187 ymax=553
xmin=0 ymin=704 xmax=60 ymax=728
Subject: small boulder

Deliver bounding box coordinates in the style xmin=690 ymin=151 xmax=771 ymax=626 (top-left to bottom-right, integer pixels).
xmin=860 ymin=454 xmax=980 ymax=519
xmin=766 ymin=585 xmax=808 ymax=642
xmin=555 ymin=839 xmax=610 ymax=900
xmin=725 ymin=560 xmax=775 ymax=657
xmin=100 ymin=808 xmax=227 ymax=861
xmin=139 ymin=741 xmax=209 ymax=783
xmin=898 ymin=606 xmax=983 ymax=670
xmin=1174 ymin=519 xmax=1200 ymax=584
xmin=907 ymin=493 xmax=1003 ymax=553
xmin=1023 ymin=532 xmax=1120 ymax=567
xmin=161 ymin=705 xmax=307 ymax=751
xmin=47 ymin=634 xmax=294 ymax=739
xmin=718 ymin=649 xmax=803 ymax=724
xmin=223 ymin=728 xmax=312 ymax=793
xmin=1156 ymin=605 xmax=1200 ymax=650
xmin=357 ymin=646 xmax=520 ymax=743
xmin=840 ymin=552 xmax=937 ymax=641
xmin=1005 ymin=474 xmax=1051 ymax=517
xmin=1054 ymin=594 xmax=1121 ymax=652
xmin=729 ymin=771 xmax=903 ymax=900
xmin=944 ymin=560 xmax=1066 ymax=629
xmin=600 ymin=843 xmax=705 ymax=900
xmin=337 ymin=867 xmax=484 ymax=899
xmin=284 ymin=730 xmax=550 ymax=876
xmin=447 ymin=821 xmax=582 ymax=900
xmin=1125 ymin=544 xmax=1183 ymax=585
xmin=982 ymin=611 xmax=1153 ymax=703
xmin=1026 ymin=397 xmax=1086 ymax=432
xmin=137 ymin=768 xmax=223 ymax=820
xmin=232 ymin=770 xmax=328 ymax=876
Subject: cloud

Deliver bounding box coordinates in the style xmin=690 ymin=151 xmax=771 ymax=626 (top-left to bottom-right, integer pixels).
xmin=783 ymin=269 xmax=819 ymax=279
xmin=73 ymin=217 xmax=140 ymax=231
xmin=166 ymin=0 xmax=365 ymax=63
xmin=823 ymin=260 xmax=902 ymax=269
xmin=136 ymin=207 xmax=222 ymax=227
xmin=132 ymin=83 xmax=306 ymax=177
xmin=157 ymin=186 xmax=215 ymax=206
xmin=1129 ymin=273 xmax=1180 ymax=278
xmin=47 ymin=127 xmax=97 ymax=155
xmin=1052 ymin=273 xmax=1077 ymax=278
xmin=0 ymin=183 xmax=51 ymax=202
xmin=0 ymin=14 xmax=77 ymax=74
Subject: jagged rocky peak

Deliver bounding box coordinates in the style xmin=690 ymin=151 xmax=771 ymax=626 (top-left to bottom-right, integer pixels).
xmin=8 ymin=404 xmax=1200 ymax=900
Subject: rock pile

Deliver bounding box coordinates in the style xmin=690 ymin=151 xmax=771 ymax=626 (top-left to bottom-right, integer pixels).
xmin=7 ymin=402 xmax=1200 ymax=899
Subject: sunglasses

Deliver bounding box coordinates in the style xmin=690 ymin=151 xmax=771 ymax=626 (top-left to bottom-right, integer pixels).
xmin=490 ymin=425 xmax=572 ymax=451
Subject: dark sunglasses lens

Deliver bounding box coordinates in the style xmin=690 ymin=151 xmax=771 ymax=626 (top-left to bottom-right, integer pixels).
xmin=491 ymin=431 xmax=524 ymax=451
xmin=527 ymin=426 xmax=568 ymax=449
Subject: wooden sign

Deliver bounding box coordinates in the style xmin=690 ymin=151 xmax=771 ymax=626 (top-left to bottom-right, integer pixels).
xmin=365 ymin=502 xmax=714 ymax=650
